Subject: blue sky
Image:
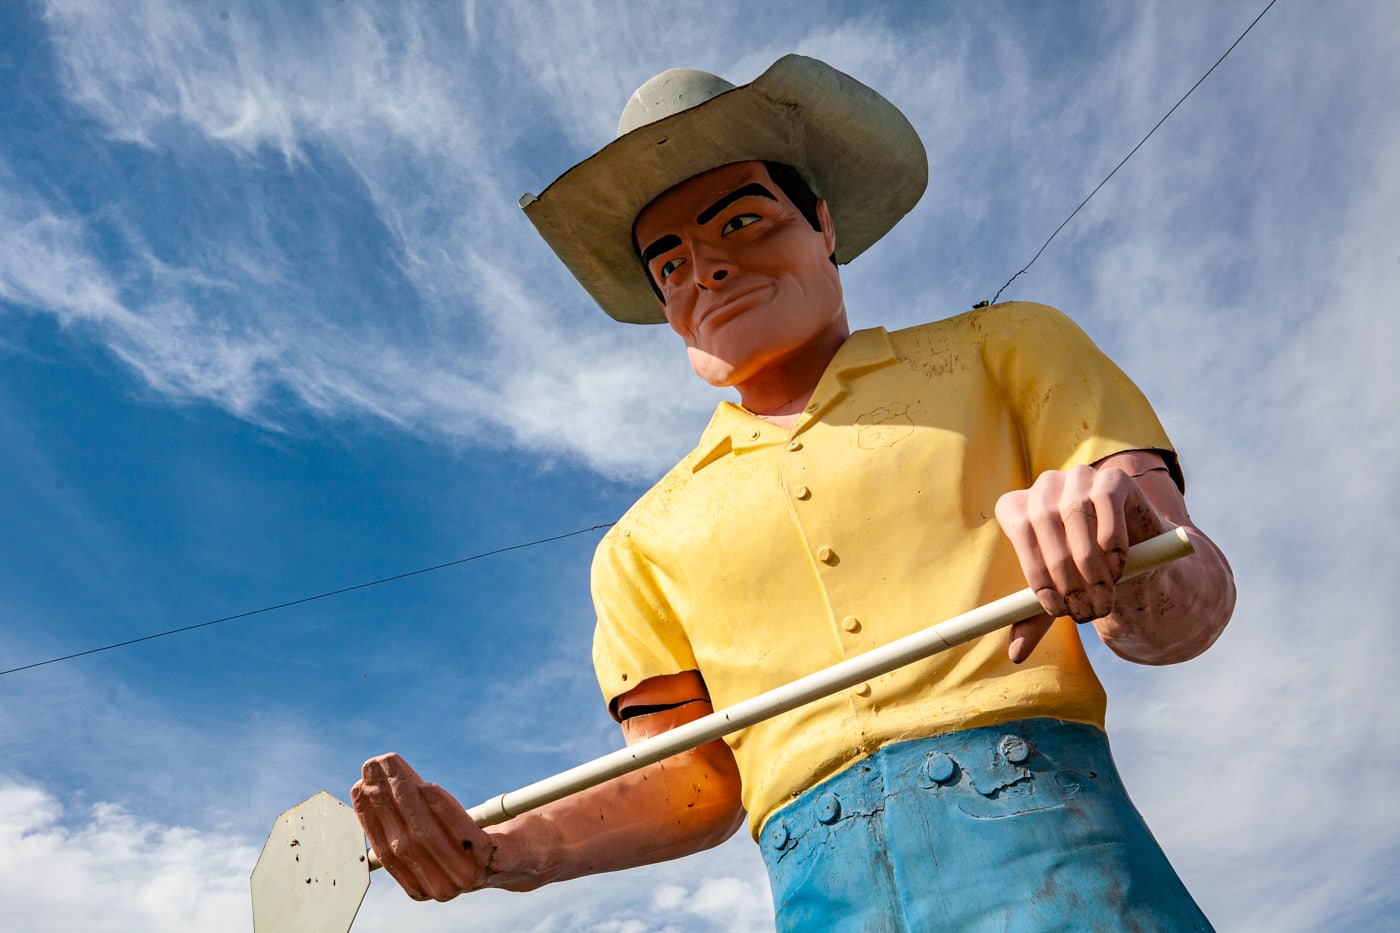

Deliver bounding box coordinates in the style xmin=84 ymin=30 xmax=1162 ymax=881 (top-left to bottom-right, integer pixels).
xmin=1 ymin=1 xmax=1396 ymax=930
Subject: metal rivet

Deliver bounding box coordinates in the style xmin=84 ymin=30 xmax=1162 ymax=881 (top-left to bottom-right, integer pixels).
xmin=817 ymin=794 xmax=842 ymax=824
xmin=749 ymin=429 xmax=761 ymax=440
xmin=805 ymin=401 xmax=819 ymax=413
xmin=999 ymin=735 xmax=1031 ymax=764
xmin=853 ymin=682 xmax=872 ymax=697
xmin=794 ymin=485 xmax=811 ymax=500
xmin=817 ymin=546 xmax=836 ymax=564
xmin=921 ymin=752 xmax=956 ymax=785
xmin=788 ymin=440 xmax=803 ymax=452
xmin=842 ymin=615 xmax=861 ymax=633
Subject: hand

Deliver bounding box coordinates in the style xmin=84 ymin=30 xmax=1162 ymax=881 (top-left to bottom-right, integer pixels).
xmin=994 ymin=462 xmax=1168 ymax=663
xmin=351 ymin=754 xmax=498 ymax=902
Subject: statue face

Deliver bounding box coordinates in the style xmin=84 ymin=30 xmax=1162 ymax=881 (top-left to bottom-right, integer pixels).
xmin=633 ymin=161 xmax=843 ymax=391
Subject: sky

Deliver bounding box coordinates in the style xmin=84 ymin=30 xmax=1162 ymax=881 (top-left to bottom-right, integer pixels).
xmin=0 ymin=0 xmax=1396 ymax=930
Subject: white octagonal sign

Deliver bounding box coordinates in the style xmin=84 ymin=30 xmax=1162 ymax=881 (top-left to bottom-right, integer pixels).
xmin=251 ymin=791 xmax=370 ymax=933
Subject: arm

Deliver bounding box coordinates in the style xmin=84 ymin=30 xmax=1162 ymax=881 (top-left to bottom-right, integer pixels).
xmin=351 ymin=670 xmax=744 ymax=902
xmin=994 ymin=450 xmax=1236 ymax=665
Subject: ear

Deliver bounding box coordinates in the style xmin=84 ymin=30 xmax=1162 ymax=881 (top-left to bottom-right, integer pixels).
xmin=815 ymin=199 xmax=836 ymax=256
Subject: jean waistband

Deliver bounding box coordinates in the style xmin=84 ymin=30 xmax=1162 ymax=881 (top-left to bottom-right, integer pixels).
xmin=760 ymin=718 xmax=1118 ymax=856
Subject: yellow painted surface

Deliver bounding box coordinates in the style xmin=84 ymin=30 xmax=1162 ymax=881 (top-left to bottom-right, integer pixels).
xmin=591 ymin=303 xmax=1176 ymax=835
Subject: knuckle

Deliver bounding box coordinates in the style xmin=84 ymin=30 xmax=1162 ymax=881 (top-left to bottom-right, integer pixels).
xmin=1047 ymin=552 xmax=1078 ymax=582
xmin=1034 ymin=585 xmax=1066 ymax=611
xmin=1061 ymin=499 xmax=1096 ymax=521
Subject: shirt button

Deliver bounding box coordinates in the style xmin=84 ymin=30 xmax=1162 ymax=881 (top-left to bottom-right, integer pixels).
xmin=787 ymin=440 xmax=803 ymax=452
xmin=842 ymin=616 xmax=861 ymax=633
xmin=817 ymin=546 xmax=837 ymax=564
xmin=794 ymin=485 xmax=811 ymax=500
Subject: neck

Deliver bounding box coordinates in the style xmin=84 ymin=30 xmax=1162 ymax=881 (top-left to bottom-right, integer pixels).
xmin=734 ymin=320 xmax=850 ymax=418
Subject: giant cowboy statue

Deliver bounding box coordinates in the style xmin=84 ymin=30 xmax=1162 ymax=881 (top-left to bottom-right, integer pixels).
xmin=351 ymin=56 xmax=1236 ymax=930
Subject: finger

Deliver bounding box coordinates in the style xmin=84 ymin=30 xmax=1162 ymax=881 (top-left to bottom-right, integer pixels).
xmin=359 ymin=755 xmax=462 ymax=901
xmin=422 ymin=784 xmax=496 ymax=892
xmin=1052 ymin=465 xmax=1116 ymax=621
xmin=1024 ymin=471 xmax=1081 ymax=619
xmin=378 ymin=758 xmax=469 ymax=901
xmin=1009 ymin=613 xmax=1055 ymax=664
xmin=1089 ymin=469 xmax=1132 ymax=583
xmin=353 ymin=763 xmax=431 ymax=900
xmin=995 ymin=488 xmax=1061 ymax=619
xmin=1091 ymin=467 xmax=1170 ymax=575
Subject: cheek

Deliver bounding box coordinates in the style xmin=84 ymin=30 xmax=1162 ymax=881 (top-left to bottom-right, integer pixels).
xmin=796 ymin=261 xmax=842 ymax=317
xmin=664 ymin=303 xmax=702 ymax=349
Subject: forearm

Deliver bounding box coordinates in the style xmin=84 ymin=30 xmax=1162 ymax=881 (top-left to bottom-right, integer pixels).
xmin=484 ymin=734 xmax=744 ymax=890
xmin=353 ymin=693 xmax=743 ymax=903
xmin=482 ymin=678 xmax=745 ymax=891
xmin=1094 ymin=523 xmax=1236 ymax=664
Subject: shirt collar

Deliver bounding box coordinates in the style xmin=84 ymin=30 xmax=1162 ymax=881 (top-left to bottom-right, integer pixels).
xmin=691 ymin=326 xmax=899 ymax=472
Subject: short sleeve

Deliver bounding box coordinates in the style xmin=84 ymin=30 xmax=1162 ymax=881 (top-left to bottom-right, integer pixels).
xmin=590 ymin=525 xmax=697 ymax=719
xmin=981 ymin=303 xmax=1182 ymax=489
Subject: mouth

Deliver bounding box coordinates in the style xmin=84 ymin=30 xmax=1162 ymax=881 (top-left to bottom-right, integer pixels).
xmin=694 ymin=284 xmax=772 ymax=333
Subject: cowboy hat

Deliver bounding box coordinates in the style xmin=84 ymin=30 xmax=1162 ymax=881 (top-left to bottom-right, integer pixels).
xmin=520 ymin=54 xmax=928 ymax=324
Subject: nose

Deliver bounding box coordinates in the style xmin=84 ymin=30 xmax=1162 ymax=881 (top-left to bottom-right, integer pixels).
xmin=692 ymin=242 xmax=735 ymax=290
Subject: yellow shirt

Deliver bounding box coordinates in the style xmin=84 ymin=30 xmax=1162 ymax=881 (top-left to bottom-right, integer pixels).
xmin=590 ymin=303 xmax=1177 ymax=836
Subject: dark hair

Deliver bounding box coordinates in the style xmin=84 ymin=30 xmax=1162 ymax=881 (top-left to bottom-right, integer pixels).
xmin=761 ymin=162 xmax=823 ymax=233
xmin=633 ymin=162 xmax=827 ymax=303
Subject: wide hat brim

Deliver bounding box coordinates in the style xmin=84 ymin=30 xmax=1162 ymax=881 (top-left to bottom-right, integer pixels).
xmin=521 ymin=55 xmax=929 ymax=324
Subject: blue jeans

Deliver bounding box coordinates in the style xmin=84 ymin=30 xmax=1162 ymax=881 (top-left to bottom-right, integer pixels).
xmin=759 ymin=720 xmax=1213 ymax=932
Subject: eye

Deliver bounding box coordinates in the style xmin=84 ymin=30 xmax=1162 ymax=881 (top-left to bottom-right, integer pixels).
xmin=721 ymin=213 xmax=761 ymax=235
xmin=659 ymin=256 xmax=686 ymax=280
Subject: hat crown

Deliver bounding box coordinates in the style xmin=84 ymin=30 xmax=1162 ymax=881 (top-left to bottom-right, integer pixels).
xmin=617 ymin=68 xmax=736 ymax=137
xmin=527 ymin=55 xmax=928 ymax=324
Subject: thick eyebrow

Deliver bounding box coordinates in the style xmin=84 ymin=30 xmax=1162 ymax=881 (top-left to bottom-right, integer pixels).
xmin=695 ymin=183 xmax=778 ymax=226
xmin=637 ymin=183 xmax=779 ymax=266
xmin=640 ymin=233 xmax=682 ymax=265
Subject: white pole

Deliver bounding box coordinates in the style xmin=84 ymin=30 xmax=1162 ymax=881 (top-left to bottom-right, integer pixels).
xmin=447 ymin=526 xmax=1193 ymax=830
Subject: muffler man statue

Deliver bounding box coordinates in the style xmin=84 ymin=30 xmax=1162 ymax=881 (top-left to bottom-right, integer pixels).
xmin=353 ymin=55 xmax=1235 ymax=932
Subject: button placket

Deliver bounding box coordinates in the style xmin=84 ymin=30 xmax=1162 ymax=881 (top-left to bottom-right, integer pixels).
xmin=777 ymin=404 xmax=856 ymax=661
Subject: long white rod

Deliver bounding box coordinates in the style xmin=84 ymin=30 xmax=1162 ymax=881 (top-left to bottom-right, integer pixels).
xmin=443 ymin=526 xmax=1193 ymax=830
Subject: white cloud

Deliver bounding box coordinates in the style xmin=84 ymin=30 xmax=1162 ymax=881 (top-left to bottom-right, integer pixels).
xmin=354 ymin=830 xmax=772 ymax=933
xmin=0 ymin=777 xmax=772 ymax=933
xmin=5 ymin=4 xmax=1400 ymax=928
xmin=659 ymin=874 xmax=774 ymax=932
xmin=1078 ymin=8 xmax=1400 ymax=927
xmin=0 ymin=779 xmax=258 ymax=933
xmin=20 ymin=0 xmax=761 ymax=478
xmin=16 ymin=1 xmax=1387 ymax=480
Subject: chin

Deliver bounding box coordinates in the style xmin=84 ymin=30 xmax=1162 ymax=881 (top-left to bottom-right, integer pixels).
xmin=689 ymin=358 xmax=740 ymax=388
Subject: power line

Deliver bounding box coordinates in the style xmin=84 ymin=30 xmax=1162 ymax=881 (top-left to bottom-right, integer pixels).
xmin=986 ymin=0 xmax=1279 ymax=307
xmin=0 ymin=523 xmax=615 ymax=678
xmin=5 ymin=6 xmax=1278 ymax=680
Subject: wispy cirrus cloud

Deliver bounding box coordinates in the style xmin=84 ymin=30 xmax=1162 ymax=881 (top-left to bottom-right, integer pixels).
xmin=4 ymin=4 xmax=1399 ymax=929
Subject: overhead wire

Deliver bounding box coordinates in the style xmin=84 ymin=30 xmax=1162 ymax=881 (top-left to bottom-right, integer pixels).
xmin=986 ymin=0 xmax=1278 ymax=307
xmin=4 ymin=2 xmax=1279 ymax=680
xmin=0 ymin=523 xmax=615 ymax=677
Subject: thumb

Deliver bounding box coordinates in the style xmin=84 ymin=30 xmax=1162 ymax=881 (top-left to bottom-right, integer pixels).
xmin=1009 ymin=612 xmax=1055 ymax=664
